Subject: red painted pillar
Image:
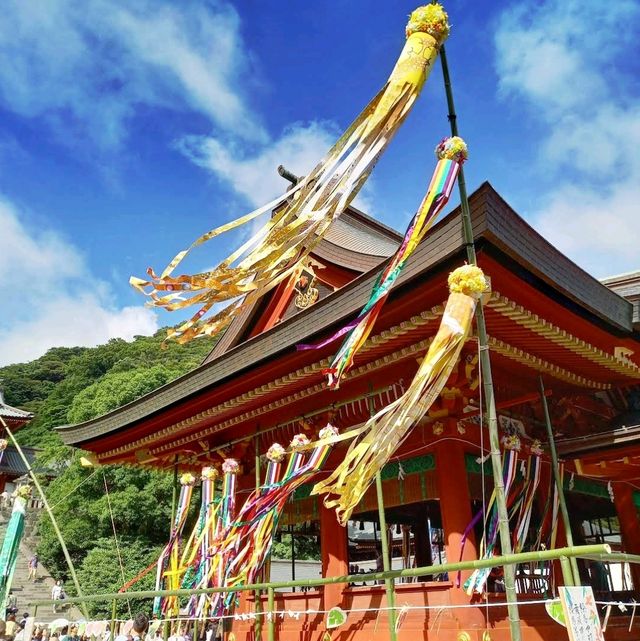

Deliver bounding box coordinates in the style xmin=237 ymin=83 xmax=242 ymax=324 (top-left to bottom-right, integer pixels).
xmin=614 ymin=484 xmax=640 ymax=592
xmin=434 ymin=439 xmax=485 ymax=630
xmin=320 ymin=503 xmax=348 ymax=609
xmin=435 ymin=440 xmax=478 ymax=580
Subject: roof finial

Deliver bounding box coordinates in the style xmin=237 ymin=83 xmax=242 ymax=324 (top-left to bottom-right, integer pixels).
xmin=277 ymin=165 xmax=300 ymax=185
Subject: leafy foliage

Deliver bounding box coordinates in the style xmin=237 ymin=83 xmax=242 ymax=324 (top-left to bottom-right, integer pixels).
xmin=77 ymin=537 xmax=163 ymax=618
xmin=0 ymin=329 xmax=216 ymax=599
xmin=272 ymin=531 xmax=320 ymax=561
xmin=67 ymin=364 xmax=182 ymax=424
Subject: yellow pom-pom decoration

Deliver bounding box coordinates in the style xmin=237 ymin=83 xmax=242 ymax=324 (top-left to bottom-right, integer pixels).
xmin=319 ymin=424 xmax=339 ymax=440
xmin=448 ymin=265 xmax=487 ymax=297
xmin=266 ymin=443 xmax=286 ymax=463
xmin=201 ymin=466 xmax=219 ymax=481
xmin=180 ymin=472 xmax=196 ymax=486
xmin=530 ymin=439 xmax=544 ymax=456
xmin=15 ymin=485 xmax=33 ymax=499
xmin=406 ymin=4 xmax=450 ymax=43
xmin=435 ymin=136 xmax=468 ymax=163
xmin=290 ymin=433 xmax=311 ymax=451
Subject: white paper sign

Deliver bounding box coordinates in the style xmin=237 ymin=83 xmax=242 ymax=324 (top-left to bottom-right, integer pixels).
xmin=559 ymin=586 xmax=604 ymax=641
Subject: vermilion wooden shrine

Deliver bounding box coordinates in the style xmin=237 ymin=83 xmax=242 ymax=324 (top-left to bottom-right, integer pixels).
xmin=0 ymin=390 xmax=37 ymax=494
xmin=59 ymin=183 xmax=640 ymax=640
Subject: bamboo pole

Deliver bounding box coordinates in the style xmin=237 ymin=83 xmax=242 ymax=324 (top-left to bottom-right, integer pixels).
xmin=26 ymin=544 xmax=612 ymax=607
xmin=538 ymin=376 xmax=580 ymax=585
xmin=111 ymin=599 xmax=117 ymax=641
xmin=375 ymin=474 xmax=398 ymax=641
xmin=290 ymin=525 xmax=296 ymax=588
xmin=267 ymin=587 xmax=275 ymax=641
xmin=439 ymin=43 xmax=522 ymax=641
xmin=559 ymin=557 xmax=575 ymax=587
xmin=368 ymin=390 xmax=397 ymax=641
xmin=0 ymin=420 xmax=90 ymax=620
xmin=582 ymin=553 xmax=640 ymax=564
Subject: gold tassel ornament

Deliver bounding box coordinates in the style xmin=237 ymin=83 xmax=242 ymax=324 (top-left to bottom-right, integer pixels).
xmin=312 ymin=265 xmax=488 ymax=525
xmin=131 ymin=5 xmax=451 ymax=344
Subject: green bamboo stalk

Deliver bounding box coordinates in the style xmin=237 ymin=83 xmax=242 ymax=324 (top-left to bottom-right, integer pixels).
xmin=26 ymin=544 xmax=612 ymax=607
xmin=559 ymin=557 xmax=575 ymax=587
xmin=267 ymin=587 xmax=275 ymax=641
xmin=368 ymin=389 xmax=397 ymax=641
xmin=1 ymin=421 xmax=90 ymax=620
xmin=582 ymin=553 xmax=640 ymax=564
xmin=375 ymin=473 xmax=397 ymax=641
xmin=539 ymin=376 xmax=580 ymax=585
xmin=111 ymin=599 xmax=117 ymax=641
xmin=439 ymin=43 xmax=522 ymax=641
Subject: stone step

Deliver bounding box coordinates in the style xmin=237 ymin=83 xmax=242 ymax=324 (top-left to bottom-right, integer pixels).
xmin=0 ymin=514 xmax=83 ymax=624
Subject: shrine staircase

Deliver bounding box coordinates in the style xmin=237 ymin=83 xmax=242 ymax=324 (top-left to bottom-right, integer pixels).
xmin=0 ymin=505 xmax=82 ymax=624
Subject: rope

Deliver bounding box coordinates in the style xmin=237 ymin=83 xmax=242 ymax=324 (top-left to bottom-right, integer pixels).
xmin=103 ymin=472 xmax=132 ymax=619
xmin=49 ymin=467 xmax=100 ymax=511
xmin=60 ymin=598 xmax=640 ymax=623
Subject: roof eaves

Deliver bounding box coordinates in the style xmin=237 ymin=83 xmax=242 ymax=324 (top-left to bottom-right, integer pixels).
xmin=57 ymin=182 xmax=638 ymax=446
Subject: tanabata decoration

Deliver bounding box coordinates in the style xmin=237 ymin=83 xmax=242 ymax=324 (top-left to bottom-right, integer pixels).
xmin=130 ymin=4 xmax=451 ymax=344
xmin=313 ymin=265 xmax=488 ymax=525
xmin=181 ymin=466 xmax=221 ymax=618
xmin=460 ymin=446 xmax=519 ymax=593
xmin=0 ymin=485 xmax=32 ymax=614
xmin=153 ymin=473 xmax=196 ymax=617
xmin=221 ymin=427 xmax=337 ymax=610
xmin=512 ymin=447 xmax=542 ymax=553
xmin=149 ymin=426 xmax=338 ymax=619
xmin=463 ymin=441 xmax=545 ymax=595
xmin=298 ymin=136 xmax=468 ymax=388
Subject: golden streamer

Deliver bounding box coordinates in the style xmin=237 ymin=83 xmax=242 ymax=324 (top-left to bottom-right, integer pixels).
xmin=131 ymin=5 xmax=451 ymax=343
xmin=312 ymin=265 xmax=488 ymax=525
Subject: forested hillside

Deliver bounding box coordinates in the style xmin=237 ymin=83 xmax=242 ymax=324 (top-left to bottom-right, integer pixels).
xmin=0 ymin=331 xmax=216 ymax=616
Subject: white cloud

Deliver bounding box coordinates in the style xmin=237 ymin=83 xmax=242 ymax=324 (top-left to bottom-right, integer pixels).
xmin=0 ymin=0 xmax=265 ymax=149
xmin=178 ymin=120 xmax=377 ymax=219
xmin=0 ymin=198 xmax=157 ymax=366
xmin=494 ymin=0 xmax=640 ymax=277
xmin=179 ymin=121 xmax=340 ymax=207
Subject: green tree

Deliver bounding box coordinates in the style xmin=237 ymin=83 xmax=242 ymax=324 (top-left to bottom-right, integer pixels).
xmin=0 ymin=327 xmax=216 ymax=589
xmin=67 ymin=364 xmax=182 ymax=424
xmin=77 ymin=537 xmax=163 ymax=618
xmin=36 ymin=458 xmax=174 ymax=581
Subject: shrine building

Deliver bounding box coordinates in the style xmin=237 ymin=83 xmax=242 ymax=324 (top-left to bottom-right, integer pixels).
xmin=58 ymin=182 xmax=640 ymax=641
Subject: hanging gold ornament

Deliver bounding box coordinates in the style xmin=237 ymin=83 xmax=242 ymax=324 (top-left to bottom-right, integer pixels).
xmin=130 ymin=5 xmax=451 ymax=344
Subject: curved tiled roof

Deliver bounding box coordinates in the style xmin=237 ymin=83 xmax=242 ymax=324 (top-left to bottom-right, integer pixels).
xmin=0 ymin=392 xmax=33 ymax=422
xmin=202 ymin=204 xmax=401 ymax=361
xmin=57 ymin=183 xmax=639 ymax=447
xmin=322 ymin=213 xmax=400 ymax=257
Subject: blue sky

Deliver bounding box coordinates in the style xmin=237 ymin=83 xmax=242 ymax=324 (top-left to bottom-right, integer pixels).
xmin=1 ymin=0 xmax=638 ymax=365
